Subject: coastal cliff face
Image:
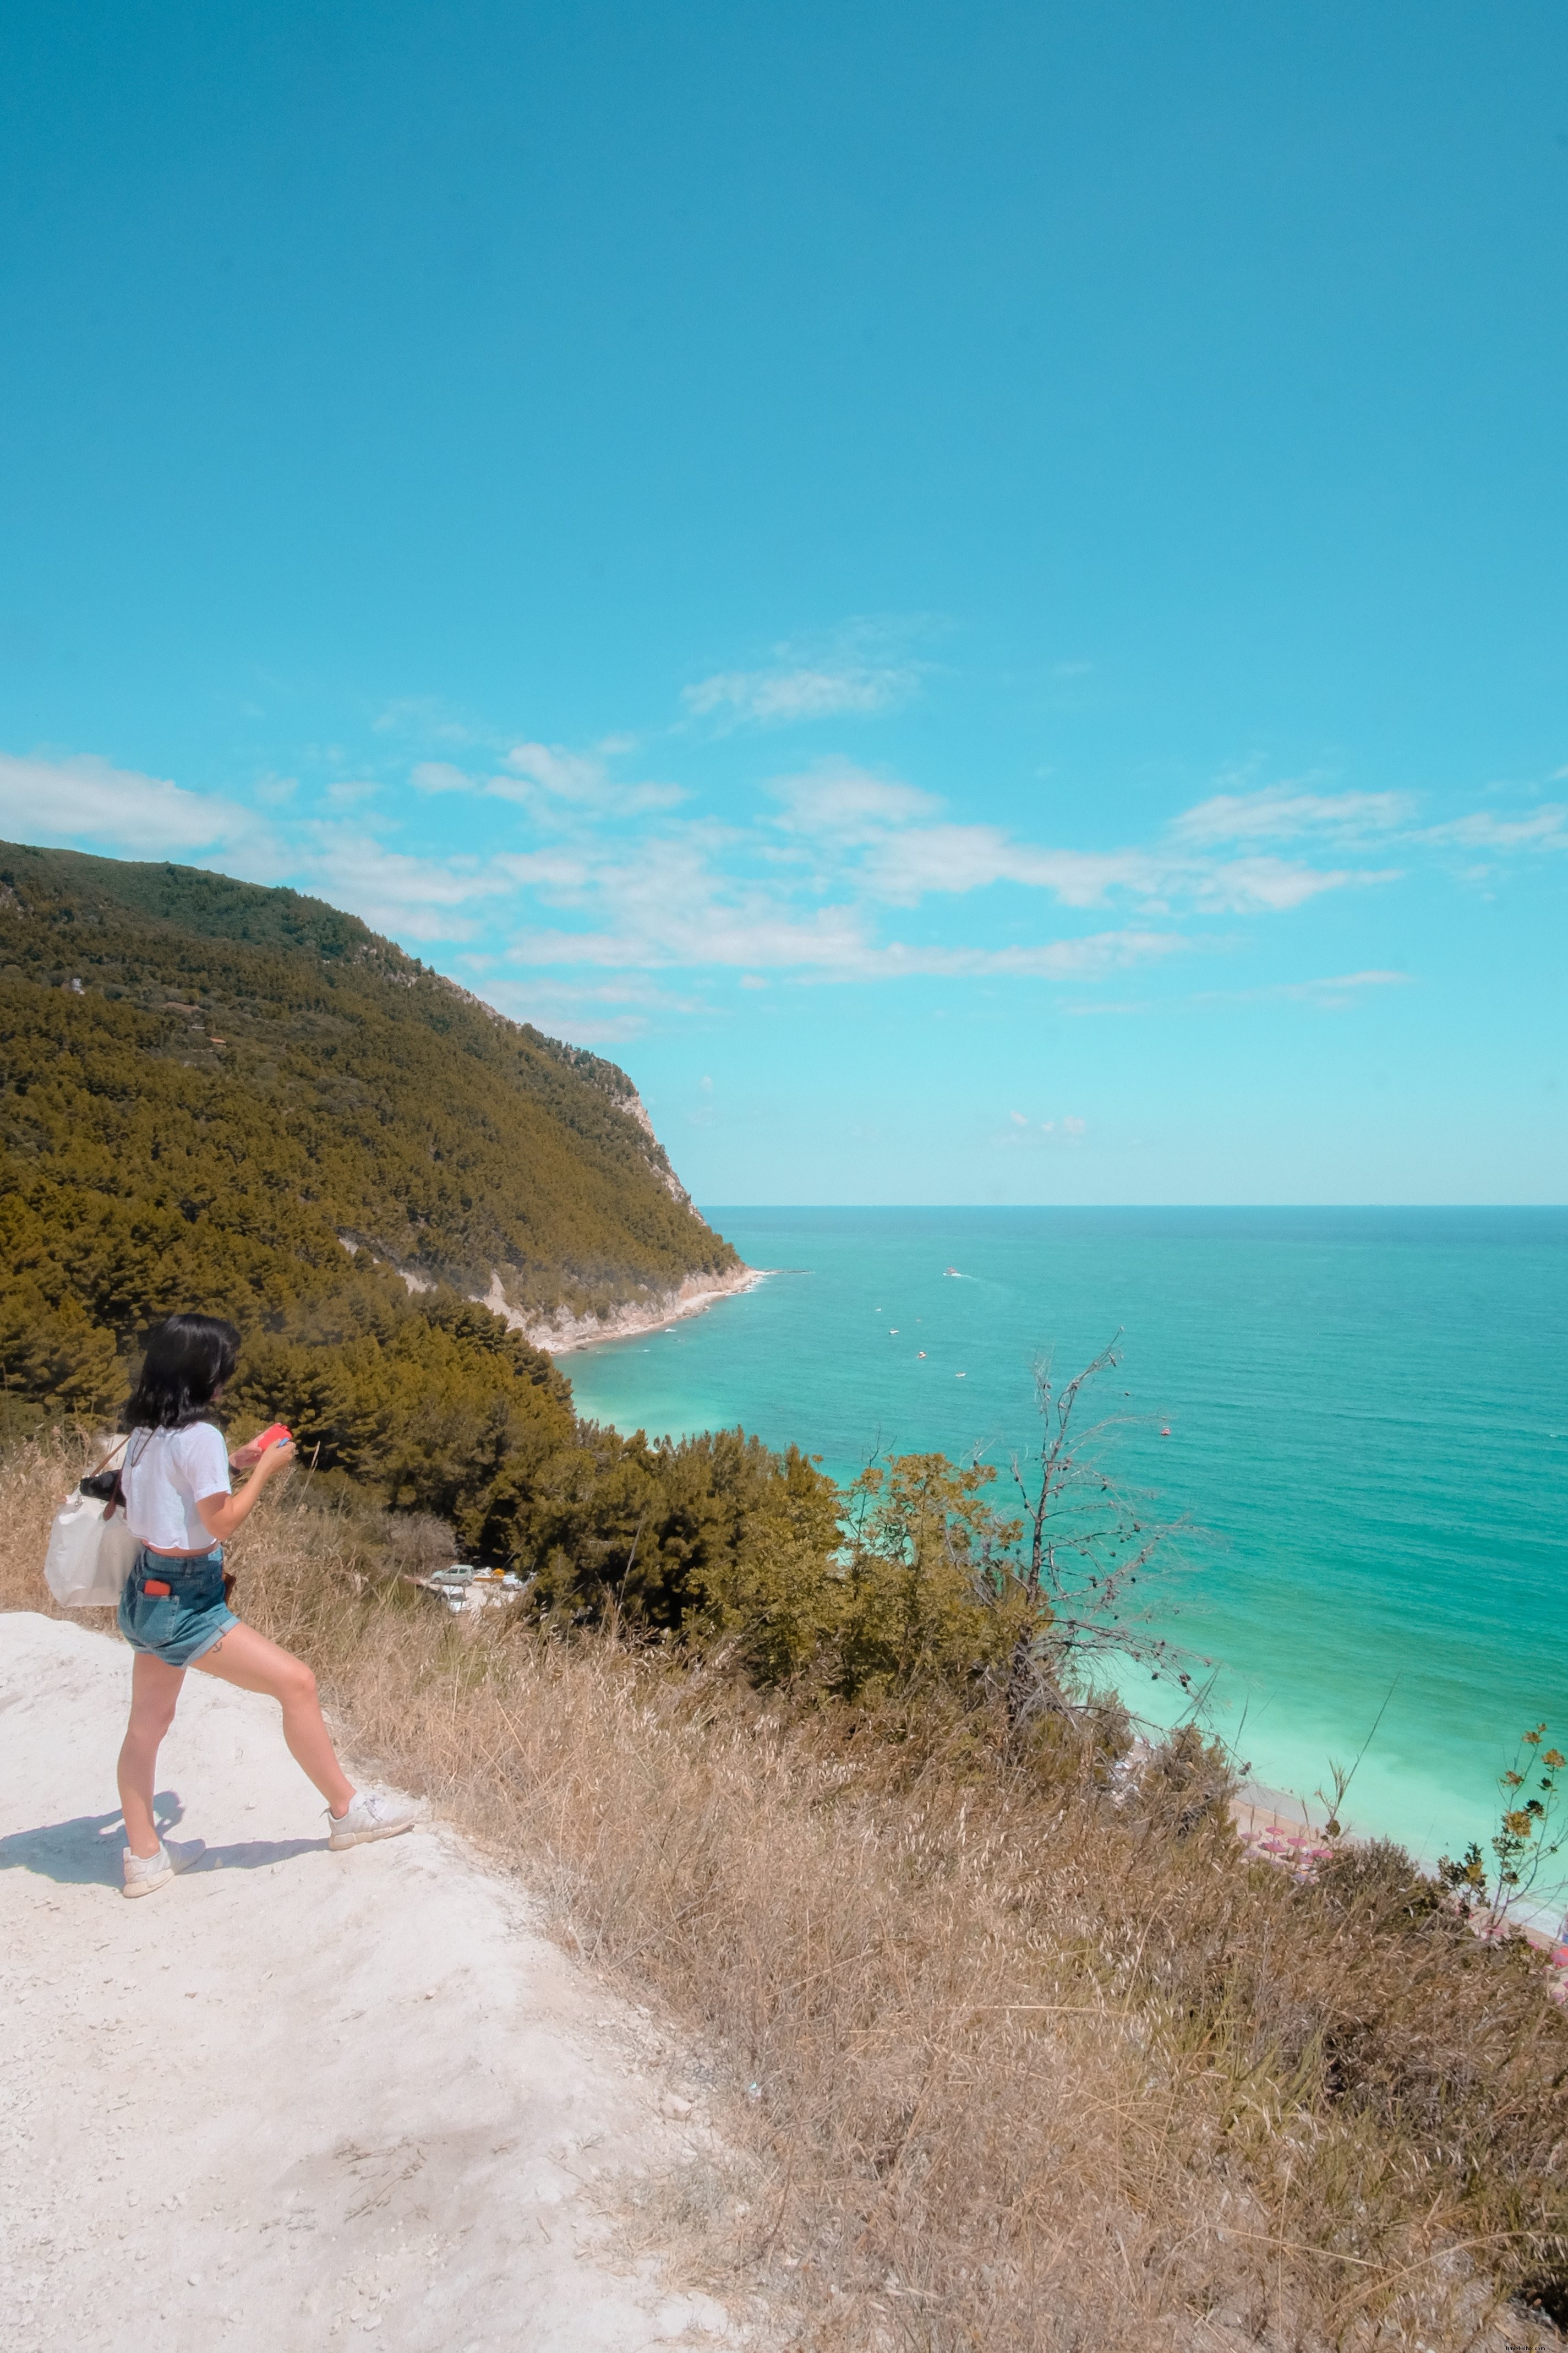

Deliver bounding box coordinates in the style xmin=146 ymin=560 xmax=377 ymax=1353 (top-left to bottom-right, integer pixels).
xmin=596 ymin=1077 xmax=697 ymax=1213
xmin=428 ymin=969 xmax=702 ymax=1220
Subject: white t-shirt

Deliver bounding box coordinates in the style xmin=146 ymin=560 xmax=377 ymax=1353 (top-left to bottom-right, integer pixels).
xmin=123 ymin=1424 xmax=233 ymax=1553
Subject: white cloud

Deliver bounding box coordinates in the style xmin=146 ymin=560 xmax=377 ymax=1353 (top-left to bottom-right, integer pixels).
xmin=1176 ymin=782 xmax=1567 ymax=869
xmin=490 ymin=741 xmax=686 ymax=819
xmin=489 ymin=800 xmax=1190 ymax=986
xmin=2 ymin=731 xmax=1485 ymax=1030
xmin=998 ymin=1109 xmax=1089 ymax=1149
xmin=500 ymin=741 xmax=606 ymax=800
xmin=472 ymin=971 xmax=705 ymax=1044
xmin=857 ymin=930 xmax=1185 ymax=982
xmin=1419 ymin=804 xmax=1567 ymax=852
xmin=1184 ymin=855 xmax=1401 ymax=912
xmin=1211 ymin=972 xmax=1401 ymax=1018
xmin=511 ymin=906 xmax=876 ymax=973
xmin=684 ymin=663 xmax=917 ymax=726
xmin=1059 ymin=971 xmax=1414 ymax=1020
xmin=372 ymin=698 xmax=480 ymax=745
xmin=0 ymin=750 xmax=255 ymax=854
xmin=296 ymin=826 xmax=518 ymax=939
xmin=777 ymin=784 xmax=1401 ymax=916
xmin=490 ymin=848 xmax=594 ymax=893
xmin=1269 ymin=968 xmax=1412 ymax=1000
xmin=505 ymin=842 xmax=1187 ymax=983
xmin=478 ymin=754 xmax=1416 ymax=990
xmin=768 ymin=761 xmax=942 ymax=842
xmin=1171 ymin=786 xmax=1416 ymax=846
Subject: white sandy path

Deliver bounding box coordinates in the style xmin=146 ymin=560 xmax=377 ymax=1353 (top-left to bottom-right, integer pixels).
xmin=0 ymin=1614 xmax=746 ymax=2353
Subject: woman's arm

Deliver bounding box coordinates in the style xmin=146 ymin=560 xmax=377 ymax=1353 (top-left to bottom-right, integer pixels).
xmin=196 ymin=1437 xmax=296 ymax=1543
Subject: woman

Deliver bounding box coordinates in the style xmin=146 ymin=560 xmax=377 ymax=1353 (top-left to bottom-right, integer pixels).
xmin=116 ymin=1311 xmax=412 ymax=1898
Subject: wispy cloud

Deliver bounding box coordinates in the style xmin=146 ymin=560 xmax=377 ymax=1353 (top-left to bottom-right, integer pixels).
xmin=0 ymin=751 xmax=255 ymax=854
xmin=492 ymin=740 xmax=686 ymax=818
xmin=1271 ymin=968 xmax=1413 ymax=1001
xmin=471 ymin=971 xmax=707 ymax=1044
xmin=1197 ymin=968 xmax=1414 ymax=1008
xmin=769 ymin=767 xmax=1404 ymax=916
xmin=684 ymin=662 xmax=917 ymax=726
xmin=1418 ymin=804 xmax=1567 ymax=853
xmin=499 ymin=800 xmax=1190 ymax=983
xmin=3 ymin=723 xmax=1540 ymax=1055
xmin=768 ymin=761 xmax=942 ymax=840
xmin=410 ymin=742 xmax=685 ymax=819
xmin=851 ymin=932 xmax=1186 ymax=983
xmin=857 ymin=824 xmax=1395 ymax=914
xmin=373 ymin=698 xmax=484 ymax=746
xmin=1061 ymin=970 xmax=1414 ymax=1020
xmin=296 ymin=826 xmax=518 ymax=939
xmin=1170 ymin=785 xmax=1417 ymax=846
xmin=682 ymin=620 xmax=931 ymax=729
xmin=998 ymin=1109 xmax=1090 ymax=1148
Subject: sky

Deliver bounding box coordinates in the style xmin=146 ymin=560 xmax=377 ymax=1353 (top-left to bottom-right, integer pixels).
xmin=1 ymin=1 xmax=1564 ymax=1204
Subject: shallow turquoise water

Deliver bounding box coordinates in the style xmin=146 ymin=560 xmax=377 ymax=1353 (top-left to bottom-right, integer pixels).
xmin=566 ymin=1209 xmax=1568 ymax=1871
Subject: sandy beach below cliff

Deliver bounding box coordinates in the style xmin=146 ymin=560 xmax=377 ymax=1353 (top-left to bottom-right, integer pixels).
xmin=487 ymin=1264 xmax=769 ymax=1357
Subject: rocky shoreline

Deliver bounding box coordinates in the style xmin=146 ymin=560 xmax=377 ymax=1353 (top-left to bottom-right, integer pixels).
xmin=482 ymin=1262 xmax=769 ymax=1356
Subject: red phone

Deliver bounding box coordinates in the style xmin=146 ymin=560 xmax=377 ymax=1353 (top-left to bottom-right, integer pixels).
xmin=254 ymin=1423 xmax=293 ymax=1452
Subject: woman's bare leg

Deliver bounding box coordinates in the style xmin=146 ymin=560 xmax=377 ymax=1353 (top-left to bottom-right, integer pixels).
xmin=194 ymin=1622 xmax=355 ymax=1816
xmin=118 ymin=1652 xmax=186 ymax=1858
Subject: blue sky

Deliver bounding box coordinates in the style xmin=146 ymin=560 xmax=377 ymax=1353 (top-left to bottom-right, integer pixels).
xmin=1 ymin=2 xmax=1564 ymax=1202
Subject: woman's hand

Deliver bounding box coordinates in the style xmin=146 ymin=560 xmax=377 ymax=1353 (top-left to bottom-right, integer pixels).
xmin=198 ymin=1435 xmax=298 ymax=1543
xmin=230 ymin=1431 xmax=297 ymax=1473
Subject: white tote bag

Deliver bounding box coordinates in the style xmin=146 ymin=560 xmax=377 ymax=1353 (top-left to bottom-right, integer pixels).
xmin=44 ymin=1442 xmax=139 ymax=1608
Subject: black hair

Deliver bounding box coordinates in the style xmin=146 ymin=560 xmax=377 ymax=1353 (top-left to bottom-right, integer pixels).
xmin=123 ymin=1314 xmax=241 ymax=1433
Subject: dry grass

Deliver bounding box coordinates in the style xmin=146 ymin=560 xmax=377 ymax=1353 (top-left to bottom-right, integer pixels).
xmin=8 ymin=1430 xmax=1567 ymax=2352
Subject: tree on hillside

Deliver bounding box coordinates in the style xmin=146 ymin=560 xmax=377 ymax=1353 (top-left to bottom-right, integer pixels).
xmin=1002 ymin=1337 xmax=1194 ymax=1726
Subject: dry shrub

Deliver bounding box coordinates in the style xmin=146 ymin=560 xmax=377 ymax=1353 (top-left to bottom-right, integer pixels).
xmin=5 ymin=1432 xmax=1566 ymax=2352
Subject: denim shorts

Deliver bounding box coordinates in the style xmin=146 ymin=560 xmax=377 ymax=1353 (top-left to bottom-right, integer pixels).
xmin=118 ymin=1545 xmax=238 ymax=1669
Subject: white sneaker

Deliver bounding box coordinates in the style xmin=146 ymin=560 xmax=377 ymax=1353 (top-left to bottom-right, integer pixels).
xmin=326 ymin=1792 xmax=416 ymax=1850
xmin=122 ymin=1837 xmax=206 ymax=1898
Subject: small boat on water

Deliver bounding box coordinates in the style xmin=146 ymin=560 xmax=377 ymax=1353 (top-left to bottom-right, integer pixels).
xmin=943 ymin=1266 xmax=960 ymax=1277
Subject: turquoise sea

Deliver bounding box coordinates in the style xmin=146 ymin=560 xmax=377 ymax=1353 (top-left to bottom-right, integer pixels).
xmin=567 ymin=1209 xmax=1568 ymax=1873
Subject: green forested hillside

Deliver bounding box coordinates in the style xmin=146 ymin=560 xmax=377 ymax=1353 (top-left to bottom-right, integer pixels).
xmin=0 ymin=838 xmax=735 ymax=1326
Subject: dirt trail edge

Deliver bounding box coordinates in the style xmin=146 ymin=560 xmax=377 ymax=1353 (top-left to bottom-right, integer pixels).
xmin=1 ymin=1614 xmax=752 ymax=2353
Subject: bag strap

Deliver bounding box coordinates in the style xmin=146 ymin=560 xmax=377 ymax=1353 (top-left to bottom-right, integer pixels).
xmin=89 ymin=1433 xmax=134 ymax=1520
